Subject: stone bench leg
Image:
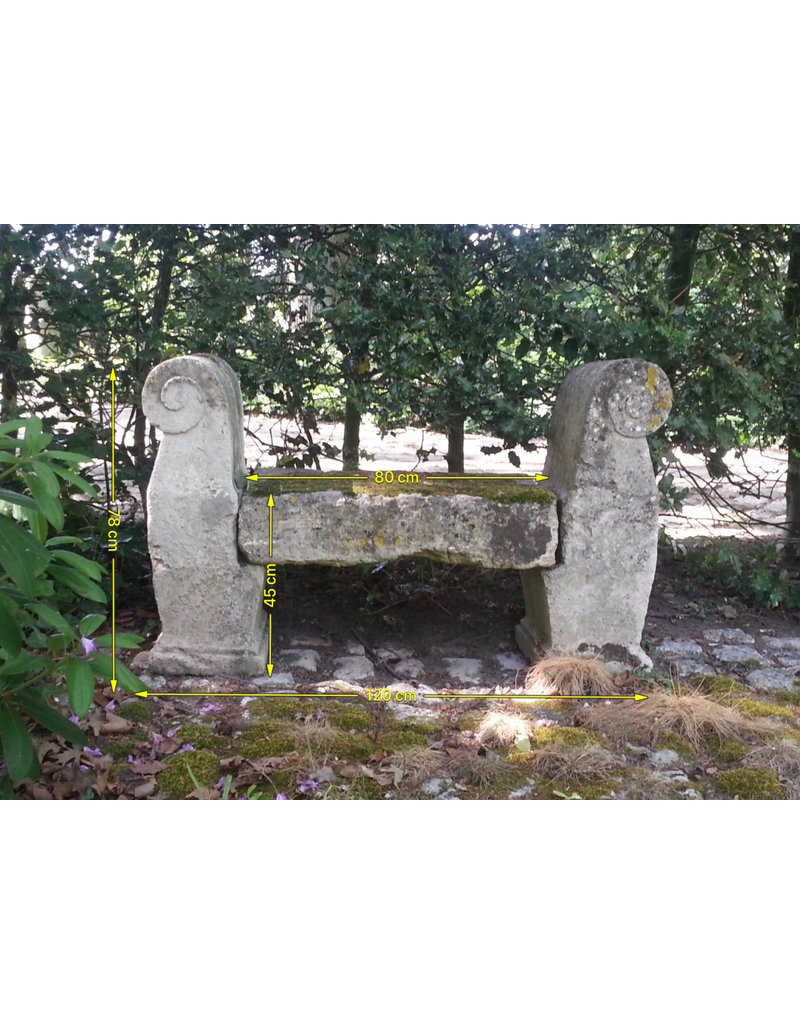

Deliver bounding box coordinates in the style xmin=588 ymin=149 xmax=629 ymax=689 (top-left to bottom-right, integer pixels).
xmin=515 ymin=359 xmax=672 ymax=670
xmin=131 ymin=355 xmax=267 ymax=678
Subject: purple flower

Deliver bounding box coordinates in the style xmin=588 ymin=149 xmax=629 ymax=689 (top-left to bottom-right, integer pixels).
xmin=106 ymin=700 xmax=116 ymax=713
xmin=215 ymin=776 xmax=227 ymax=790
xmin=314 ymin=710 xmax=326 ymax=723
xmin=199 ymin=701 xmax=223 ymax=714
xmin=79 ymin=765 xmax=90 ymax=773
xmin=297 ymin=778 xmax=320 ymax=794
xmin=166 ymin=729 xmax=176 ymax=738
xmin=69 ymin=714 xmax=80 ymax=724
xmin=178 ymin=743 xmax=195 ymax=753
xmin=81 ymin=637 xmax=97 ymax=656
xmin=82 ymin=746 xmax=102 ymax=758
xmin=275 ymin=793 xmax=288 ymax=800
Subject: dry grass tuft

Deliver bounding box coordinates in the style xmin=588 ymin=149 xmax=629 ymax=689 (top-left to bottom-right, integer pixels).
xmin=743 ymin=739 xmax=800 ymax=796
xmin=389 ymin=747 xmax=449 ymax=786
xmin=524 ymin=655 xmax=619 ymax=696
xmin=577 ymin=686 xmax=774 ymax=750
xmin=449 ymin=753 xmax=523 ymax=792
xmin=475 ymin=711 xmax=532 ymax=749
xmin=526 ymin=745 xmax=624 ymax=783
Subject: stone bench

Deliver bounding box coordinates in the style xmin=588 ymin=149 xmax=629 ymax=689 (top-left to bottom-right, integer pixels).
xmin=132 ymin=354 xmax=672 ymax=678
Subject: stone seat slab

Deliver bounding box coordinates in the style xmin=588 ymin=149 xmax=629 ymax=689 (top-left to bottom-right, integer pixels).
xmin=238 ymin=487 xmax=558 ymax=569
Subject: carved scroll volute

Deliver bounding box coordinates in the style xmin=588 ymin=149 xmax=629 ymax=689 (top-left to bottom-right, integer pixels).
xmin=544 ymin=359 xmax=672 ymax=493
xmin=142 ymin=354 xmax=246 ymax=490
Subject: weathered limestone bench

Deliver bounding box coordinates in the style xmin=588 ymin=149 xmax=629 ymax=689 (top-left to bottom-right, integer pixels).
xmin=132 ymin=354 xmax=672 ymax=679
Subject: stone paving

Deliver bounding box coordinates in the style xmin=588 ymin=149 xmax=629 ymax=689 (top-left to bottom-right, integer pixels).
xmin=652 ymin=628 xmax=800 ymax=690
xmin=139 ymin=627 xmax=800 ymax=698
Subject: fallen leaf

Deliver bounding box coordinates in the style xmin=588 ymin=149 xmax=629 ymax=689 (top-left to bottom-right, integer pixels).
xmin=130 ymin=761 xmax=167 ymax=775
xmin=133 ymin=779 xmax=156 ymax=798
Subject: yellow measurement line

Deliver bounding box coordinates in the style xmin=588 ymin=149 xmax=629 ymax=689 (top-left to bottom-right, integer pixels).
xmin=110 ymin=368 xmax=116 ymax=502
xmin=135 ymin=691 xmax=359 ymax=699
xmin=427 ymin=475 xmax=546 ymax=480
xmin=246 ymin=474 xmax=369 ymax=480
xmin=110 ymin=557 xmax=117 ymax=693
xmin=423 ymin=692 xmax=648 ymax=701
xmin=268 ymin=494 xmax=274 ymax=557
xmin=267 ymin=613 xmax=274 ymax=677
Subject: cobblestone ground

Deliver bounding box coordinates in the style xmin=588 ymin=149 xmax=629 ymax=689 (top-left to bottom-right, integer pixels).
xmin=651 ymin=631 xmax=800 ymax=689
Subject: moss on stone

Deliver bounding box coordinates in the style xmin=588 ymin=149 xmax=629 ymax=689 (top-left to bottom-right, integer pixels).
xmin=705 ymin=735 xmax=749 ymax=763
xmin=249 ymin=474 xmax=555 ymax=506
xmin=715 ymin=767 xmax=785 ymax=800
xmin=532 ymin=726 xmax=598 ymax=749
xmin=549 ymin=777 xmax=620 ymax=800
xmin=235 ymin=723 xmax=297 ymax=758
xmin=696 ymin=675 xmax=747 ymax=697
xmin=729 ymin=698 xmax=794 ymax=720
xmin=103 ymin=736 xmax=144 ymax=759
xmin=245 ymin=696 xmax=307 ymax=721
xmin=774 ymin=690 xmax=800 ymax=707
xmin=115 ymin=699 xmax=153 ymax=723
xmin=315 ymin=730 xmax=376 ymax=759
xmin=325 ymin=704 xmax=373 ymax=731
xmin=342 ymin=777 xmax=386 ymax=800
xmin=158 ymin=750 xmax=221 ymax=799
xmin=455 ymin=713 xmax=484 ymax=732
xmin=655 ymin=731 xmax=696 ymax=759
xmin=179 ymin=723 xmax=228 ymax=752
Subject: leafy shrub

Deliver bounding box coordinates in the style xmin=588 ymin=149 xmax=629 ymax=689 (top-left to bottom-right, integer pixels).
xmin=0 ymin=418 xmax=141 ymax=791
xmin=670 ymin=538 xmax=800 ymax=611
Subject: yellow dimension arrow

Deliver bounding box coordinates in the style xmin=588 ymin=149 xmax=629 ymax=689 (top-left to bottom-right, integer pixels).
xmin=135 ymin=691 xmax=359 ymax=699
xmin=246 ymin=474 xmax=368 ymax=481
xmin=424 ymin=692 xmax=648 ymax=701
xmin=110 ymin=558 xmax=117 ymax=693
xmin=267 ymin=613 xmax=274 ymax=677
xmin=268 ymin=493 xmax=274 ymax=557
xmin=110 ymin=368 xmax=117 ymax=501
xmin=428 ymin=474 xmax=549 ymax=482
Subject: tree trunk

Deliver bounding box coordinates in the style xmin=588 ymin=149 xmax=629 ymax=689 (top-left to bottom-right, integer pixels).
xmin=446 ymin=413 xmax=466 ymax=473
xmin=342 ymin=394 xmax=361 ymax=471
xmin=665 ymin=225 xmax=702 ymax=311
xmin=783 ymin=227 xmax=800 ymax=561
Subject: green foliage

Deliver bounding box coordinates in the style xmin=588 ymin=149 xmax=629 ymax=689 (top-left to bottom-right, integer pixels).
xmin=0 ymin=420 xmax=141 ymax=787
xmin=672 ymin=539 xmax=800 ymax=610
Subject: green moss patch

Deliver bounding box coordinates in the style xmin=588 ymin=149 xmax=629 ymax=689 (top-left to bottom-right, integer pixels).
xmin=656 ymin=732 xmax=696 ymax=759
xmin=115 ymin=700 xmax=154 ymax=723
xmin=774 ymin=690 xmax=800 ymax=707
xmin=532 ymin=726 xmax=598 ymax=749
xmin=235 ymin=723 xmax=297 ymax=758
xmin=705 ymin=736 xmax=749 ymax=763
xmin=248 ymin=473 xmax=555 ymax=506
xmin=695 ymin=675 xmax=747 ymax=697
xmin=728 ymin=698 xmax=794 ymax=720
xmin=179 ymin=723 xmax=228 ymax=752
xmin=715 ymin=767 xmax=785 ymax=800
xmin=158 ymin=750 xmax=221 ymax=799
